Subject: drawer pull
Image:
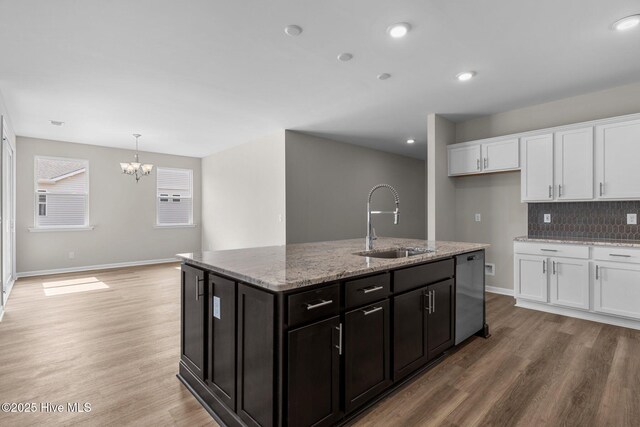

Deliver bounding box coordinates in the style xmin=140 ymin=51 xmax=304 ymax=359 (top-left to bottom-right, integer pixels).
xmin=362 ymin=306 xmax=383 ymax=316
xmin=609 ymin=254 xmax=631 ymax=258
xmin=540 ymin=249 xmax=558 ymax=252
xmin=360 ymin=285 xmax=384 ymax=294
xmin=306 ymin=299 xmax=333 ymax=310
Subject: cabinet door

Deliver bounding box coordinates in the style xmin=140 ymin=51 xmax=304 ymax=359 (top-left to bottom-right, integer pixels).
xmin=181 ymin=264 xmax=206 ymax=379
xmin=207 ymin=275 xmax=236 ymax=410
xmin=555 ymin=127 xmax=594 ymax=201
xmin=393 ymin=287 xmax=428 ymax=381
xmin=448 ymin=145 xmax=481 ymax=175
xmin=426 ymin=279 xmax=455 ymax=360
xmin=521 ymin=134 xmax=554 ymax=202
xmin=344 ymin=299 xmax=391 ymax=413
xmin=287 ymin=316 xmax=341 ymax=427
xmin=481 ymin=138 xmax=519 ymax=172
xmin=594 ymin=262 xmax=640 ymax=319
xmin=237 ymin=284 xmax=275 ymax=427
xmin=596 ymin=119 xmax=640 ymax=199
xmin=549 ymin=258 xmax=589 ymax=310
xmin=514 ymin=255 xmax=549 ymax=302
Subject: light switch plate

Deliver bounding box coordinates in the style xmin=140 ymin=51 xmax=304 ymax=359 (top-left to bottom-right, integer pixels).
xmin=475 ymin=213 xmax=481 ymax=222
xmin=628 ymin=213 xmax=637 ymax=225
xmin=544 ymin=214 xmax=551 ymax=223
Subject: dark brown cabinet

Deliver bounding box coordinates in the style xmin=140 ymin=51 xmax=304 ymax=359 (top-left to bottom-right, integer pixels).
xmin=426 ymin=279 xmax=455 ymax=360
xmin=344 ymin=299 xmax=391 ymax=413
xmin=287 ymin=316 xmax=341 ymax=427
xmin=207 ymin=274 xmax=237 ymax=410
xmin=181 ymin=263 xmax=206 ymax=379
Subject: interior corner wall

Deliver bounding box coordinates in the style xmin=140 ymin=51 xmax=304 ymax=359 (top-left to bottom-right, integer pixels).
xmin=16 ymin=137 xmax=202 ymax=274
xmin=285 ymin=131 xmax=425 ymax=244
xmin=427 ymin=114 xmax=456 ymax=241
xmin=201 ymin=131 xmax=286 ymax=251
xmin=453 ymin=80 xmax=640 ymax=291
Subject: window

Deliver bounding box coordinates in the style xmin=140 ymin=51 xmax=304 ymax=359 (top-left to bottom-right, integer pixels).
xmin=34 ymin=156 xmax=89 ymax=228
xmin=156 ymin=167 xmax=193 ymax=226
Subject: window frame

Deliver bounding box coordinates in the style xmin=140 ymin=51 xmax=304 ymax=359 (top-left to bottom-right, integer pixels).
xmin=155 ymin=167 xmax=194 ymax=227
xmin=33 ymin=156 xmax=90 ymax=230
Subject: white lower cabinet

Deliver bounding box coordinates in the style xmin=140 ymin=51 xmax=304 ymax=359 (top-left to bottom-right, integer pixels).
xmin=549 ymin=258 xmax=589 ymax=310
xmin=593 ymin=261 xmax=640 ymax=320
xmin=514 ymin=255 xmax=548 ymax=302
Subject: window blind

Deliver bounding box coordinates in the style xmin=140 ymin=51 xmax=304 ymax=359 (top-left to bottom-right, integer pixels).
xmin=157 ymin=167 xmax=193 ymax=226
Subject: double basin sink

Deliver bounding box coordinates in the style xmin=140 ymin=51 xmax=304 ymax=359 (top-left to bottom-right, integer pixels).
xmin=355 ymin=247 xmax=436 ymax=259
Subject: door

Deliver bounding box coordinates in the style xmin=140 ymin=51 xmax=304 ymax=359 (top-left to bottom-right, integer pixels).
xmin=287 ymin=316 xmax=341 ymax=427
xmin=521 ymin=134 xmax=554 ymax=201
xmin=181 ymin=264 xmax=206 ymax=379
xmin=344 ymin=299 xmax=391 ymax=413
xmin=514 ymin=255 xmax=549 ymax=302
xmin=1 ymin=117 xmax=16 ymax=307
xmin=426 ymin=279 xmax=455 ymax=360
xmin=555 ymin=127 xmax=594 ymax=201
xmin=207 ymin=274 xmax=236 ymax=410
xmin=392 ymin=287 xmax=428 ymax=380
xmin=594 ymin=261 xmax=640 ymax=319
xmin=549 ymin=258 xmax=589 ymax=310
xmin=448 ymin=145 xmax=481 ymax=175
xmin=596 ymin=119 xmax=640 ymax=199
xmin=481 ymin=138 xmax=519 ymax=172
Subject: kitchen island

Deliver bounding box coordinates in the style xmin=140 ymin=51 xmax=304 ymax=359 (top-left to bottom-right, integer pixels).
xmin=177 ymin=237 xmax=489 ymax=427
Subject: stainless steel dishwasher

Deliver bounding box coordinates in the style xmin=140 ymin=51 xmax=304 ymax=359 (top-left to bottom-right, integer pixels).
xmin=455 ymin=250 xmax=487 ymax=345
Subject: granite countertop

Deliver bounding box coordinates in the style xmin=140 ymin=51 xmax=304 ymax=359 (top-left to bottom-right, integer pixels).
xmin=515 ymin=236 xmax=640 ymax=248
xmin=177 ymin=238 xmax=489 ymax=292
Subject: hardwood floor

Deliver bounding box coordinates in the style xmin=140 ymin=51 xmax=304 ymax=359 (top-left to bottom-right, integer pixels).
xmin=1 ymin=264 xmax=639 ymax=426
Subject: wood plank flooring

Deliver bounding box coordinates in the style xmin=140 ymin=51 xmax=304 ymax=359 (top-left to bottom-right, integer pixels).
xmin=1 ymin=263 xmax=639 ymax=426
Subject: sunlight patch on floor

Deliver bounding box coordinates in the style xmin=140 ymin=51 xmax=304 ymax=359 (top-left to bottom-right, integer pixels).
xmin=42 ymin=277 xmax=110 ymax=296
xmin=42 ymin=277 xmax=100 ymax=288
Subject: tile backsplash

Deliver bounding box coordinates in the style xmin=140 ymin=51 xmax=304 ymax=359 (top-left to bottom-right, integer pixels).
xmin=528 ymin=201 xmax=640 ymax=241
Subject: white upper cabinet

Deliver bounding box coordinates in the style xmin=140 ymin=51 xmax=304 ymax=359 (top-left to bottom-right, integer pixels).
xmin=448 ymin=145 xmax=481 ymax=175
xmin=554 ymin=127 xmax=594 ymax=201
xmin=481 ymin=138 xmax=519 ymax=172
xmin=521 ymin=134 xmax=554 ymax=202
xmin=595 ymin=118 xmax=640 ymax=200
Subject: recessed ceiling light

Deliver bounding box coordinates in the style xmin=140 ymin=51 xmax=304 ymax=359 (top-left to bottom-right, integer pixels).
xmin=377 ymin=73 xmax=391 ymax=80
xmin=284 ymin=25 xmax=303 ymax=36
xmin=407 ymin=139 xmax=415 ymax=144
xmin=613 ymin=15 xmax=640 ymax=31
xmin=456 ymin=71 xmax=476 ymax=82
xmin=337 ymin=53 xmax=353 ymax=62
xmin=387 ymin=22 xmax=411 ymax=38
xmin=50 ymin=120 xmax=64 ymax=126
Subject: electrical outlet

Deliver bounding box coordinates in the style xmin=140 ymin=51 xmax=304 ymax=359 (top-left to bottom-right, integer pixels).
xmin=68 ymin=251 xmax=75 ymax=259
xmin=475 ymin=213 xmax=481 ymax=222
xmin=628 ymin=213 xmax=637 ymax=225
xmin=485 ymin=263 xmax=495 ymax=276
xmin=544 ymin=214 xmax=551 ymax=223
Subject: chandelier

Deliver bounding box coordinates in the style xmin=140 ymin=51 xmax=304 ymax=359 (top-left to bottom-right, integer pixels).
xmin=120 ymin=133 xmax=153 ymax=182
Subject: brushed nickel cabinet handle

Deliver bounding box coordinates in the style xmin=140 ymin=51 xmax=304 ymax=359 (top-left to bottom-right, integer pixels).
xmin=477 ymin=159 xmax=480 ymax=170
xmin=595 ymin=265 xmax=599 ymax=280
xmin=552 ymin=261 xmax=556 ymax=275
xmin=432 ymin=290 xmax=436 ymax=313
xmin=360 ymin=285 xmax=384 ymax=294
xmin=558 ymin=184 xmax=562 ymax=197
xmin=306 ymin=299 xmax=333 ymax=310
xmin=548 ymin=185 xmax=553 ymax=198
xmin=195 ymin=276 xmax=204 ymax=301
xmin=335 ymin=324 xmax=342 ymax=355
xmin=540 ymin=249 xmax=558 ymax=252
xmin=362 ymin=306 xmax=383 ymax=316
xmin=600 ymin=182 xmax=604 ymax=196
xmin=609 ymin=254 xmax=631 ymax=258
xmin=484 ymin=158 xmax=488 ymax=168
xmin=543 ymin=260 xmax=546 ymax=274
xmin=424 ymin=290 xmax=432 ymax=314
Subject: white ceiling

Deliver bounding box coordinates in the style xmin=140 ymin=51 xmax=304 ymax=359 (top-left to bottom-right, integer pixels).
xmin=0 ymin=0 xmax=639 ymax=159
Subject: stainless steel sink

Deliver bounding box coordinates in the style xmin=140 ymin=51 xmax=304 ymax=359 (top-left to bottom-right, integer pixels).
xmin=355 ymin=247 xmax=435 ymax=259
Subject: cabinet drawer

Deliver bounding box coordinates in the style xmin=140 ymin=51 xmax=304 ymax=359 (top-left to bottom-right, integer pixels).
xmin=288 ymin=284 xmax=341 ymax=327
xmin=593 ymin=246 xmax=640 ymax=264
xmin=345 ymin=273 xmax=391 ymax=308
xmin=393 ymin=259 xmax=454 ymax=294
xmin=514 ymin=242 xmax=589 ymax=259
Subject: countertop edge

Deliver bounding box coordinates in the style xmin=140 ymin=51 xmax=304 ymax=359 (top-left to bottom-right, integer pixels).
xmin=514 ymin=236 xmax=640 ymax=248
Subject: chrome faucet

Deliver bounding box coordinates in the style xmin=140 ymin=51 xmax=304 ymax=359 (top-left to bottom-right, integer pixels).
xmin=366 ymin=184 xmax=400 ymax=250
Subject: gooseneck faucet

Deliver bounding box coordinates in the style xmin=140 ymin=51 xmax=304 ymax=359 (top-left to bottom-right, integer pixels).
xmin=366 ymin=184 xmax=400 ymax=250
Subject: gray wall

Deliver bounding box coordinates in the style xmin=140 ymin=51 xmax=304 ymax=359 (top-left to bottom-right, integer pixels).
xmin=201 ymin=131 xmax=286 ymax=251
xmin=285 ymin=131 xmax=425 ymax=244
xmin=452 ymin=81 xmax=640 ymax=291
xmin=16 ymin=137 xmax=202 ymax=274
xmin=427 ymin=114 xmax=456 ymax=241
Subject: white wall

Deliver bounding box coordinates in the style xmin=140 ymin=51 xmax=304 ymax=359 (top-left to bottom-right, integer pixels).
xmin=201 ymin=131 xmax=286 ymax=251
xmin=285 ymin=131 xmax=425 ymax=244
xmin=16 ymin=137 xmax=202 ymax=274
xmin=427 ymin=114 xmax=456 ymax=241
xmin=452 ymin=81 xmax=640 ymax=291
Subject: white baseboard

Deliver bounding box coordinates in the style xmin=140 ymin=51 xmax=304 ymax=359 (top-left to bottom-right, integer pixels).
xmin=16 ymin=258 xmax=179 ymax=279
xmin=0 ymin=307 xmax=4 ymax=322
xmin=485 ymin=285 xmax=514 ymax=296
xmin=515 ymin=299 xmax=640 ymax=331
